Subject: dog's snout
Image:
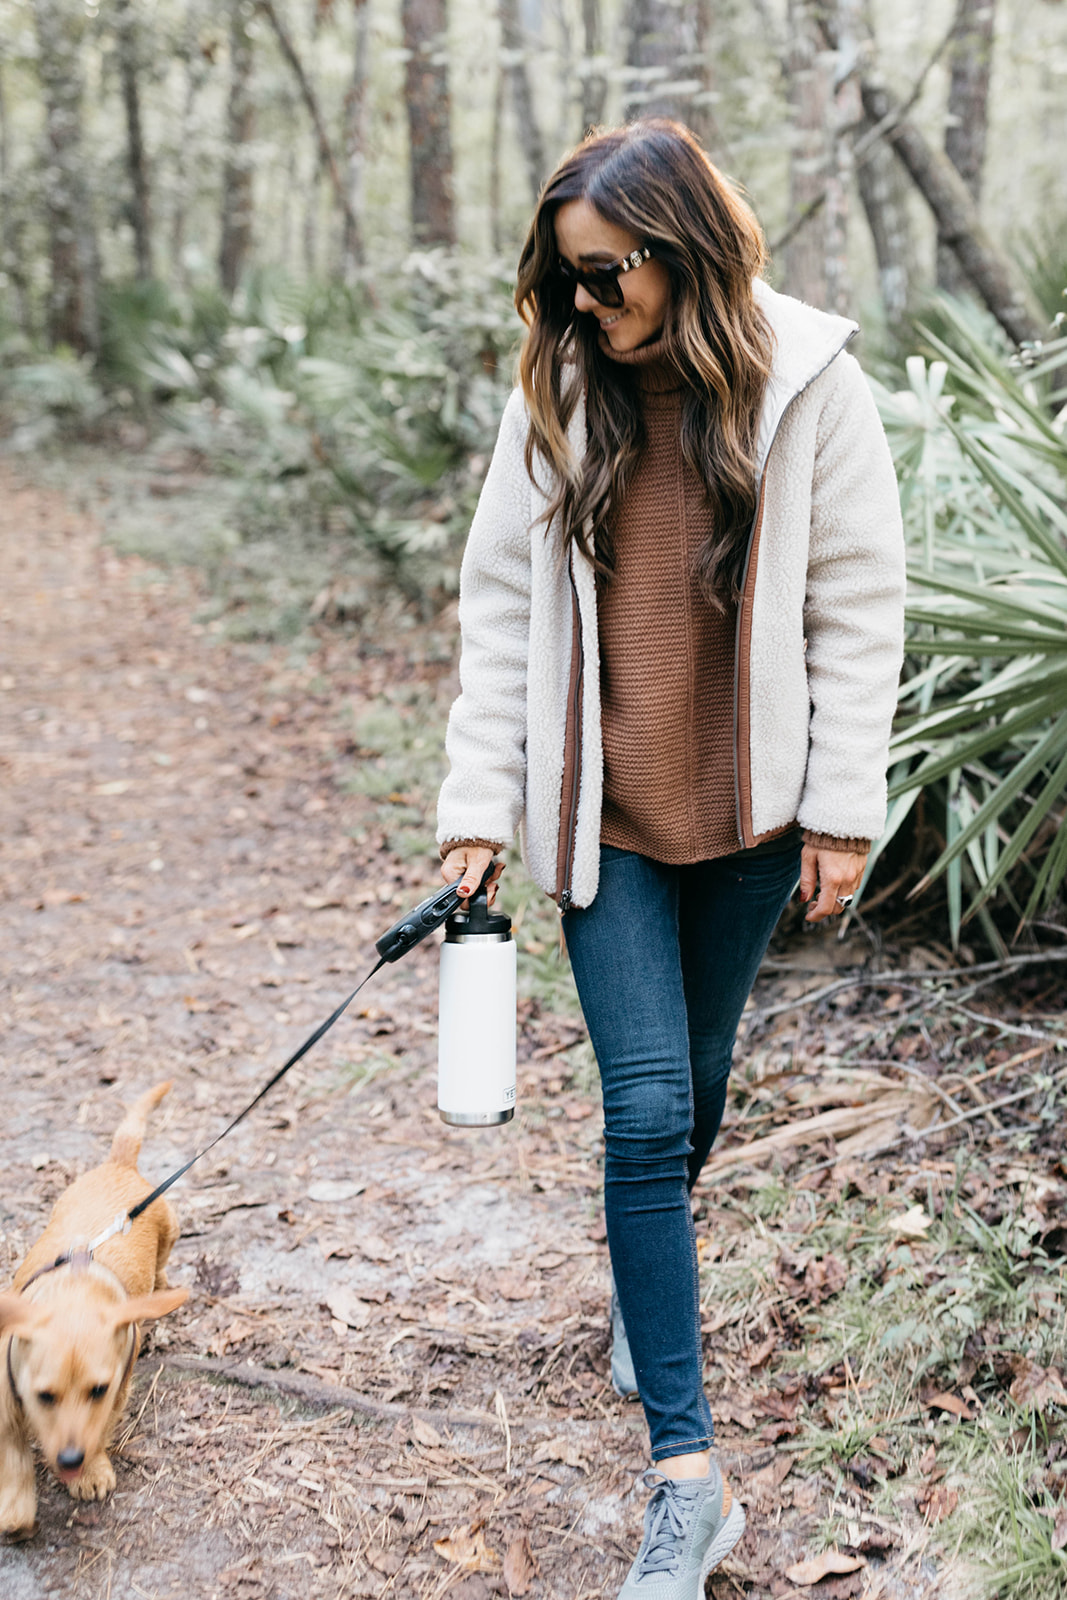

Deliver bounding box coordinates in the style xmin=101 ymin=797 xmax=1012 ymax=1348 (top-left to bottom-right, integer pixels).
xmin=57 ymin=1447 xmax=84 ymax=1472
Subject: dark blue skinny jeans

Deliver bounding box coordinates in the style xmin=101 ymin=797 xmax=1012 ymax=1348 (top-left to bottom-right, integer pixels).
xmin=562 ymin=840 xmax=802 ymax=1461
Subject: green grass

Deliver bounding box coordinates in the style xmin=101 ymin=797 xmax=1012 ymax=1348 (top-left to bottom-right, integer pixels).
xmin=697 ymin=1152 xmax=1067 ymax=1596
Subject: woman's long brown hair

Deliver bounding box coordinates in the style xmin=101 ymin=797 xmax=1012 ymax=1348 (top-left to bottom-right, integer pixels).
xmin=515 ymin=119 xmax=773 ymax=604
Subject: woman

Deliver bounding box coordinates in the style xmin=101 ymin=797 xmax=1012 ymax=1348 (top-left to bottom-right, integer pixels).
xmin=436 ymin=120 xmax=905 ymax=1596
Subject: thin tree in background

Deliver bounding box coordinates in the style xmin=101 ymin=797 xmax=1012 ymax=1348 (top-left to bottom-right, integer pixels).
xmin=489 ymin=63 xmax=505 ymax=253
xmin=499 ymin=0 xmax=546 ymax=208
xmin=169 ymin=0 xmax=208 ymax=289
xmin=784 ymin=0 xmax=831 ymax=307
xmin=341 ymin=0 xmax=371 ymax=277
xmin=401 ymin=0 xmax=456 ymax=246
xmin=114 ymin=0 xmax=153 ymax=281
xmin=580 ymin=0 xmax=608 ymax=133
xmin=856 ymin=119 xmax=915 ymax=331
xmin=0 ymin=41 xmax=31 ymax=335
xmin=256 ymin=0 xmax=361 ymax=259
xmin=219 ymin=0 xmax=255 ymax=296
xmin=823 ymin=0 xmax=860 ymax=315
xmin=938 ymin=0 xmax=996 ymax=293
xmin=32 ymin=0 xmax=99 ymax=351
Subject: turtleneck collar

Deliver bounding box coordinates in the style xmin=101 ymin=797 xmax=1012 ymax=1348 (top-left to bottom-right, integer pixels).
xmin=598 ymin=331 xmax=684 ymax=395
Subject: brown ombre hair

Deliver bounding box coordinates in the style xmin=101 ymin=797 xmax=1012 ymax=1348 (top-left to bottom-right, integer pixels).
xmin=515 ymin=119 xmax=773 ymax=604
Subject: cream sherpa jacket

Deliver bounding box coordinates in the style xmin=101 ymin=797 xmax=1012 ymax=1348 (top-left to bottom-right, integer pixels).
xmin=437 ymin=279 xmax=906 ymax=909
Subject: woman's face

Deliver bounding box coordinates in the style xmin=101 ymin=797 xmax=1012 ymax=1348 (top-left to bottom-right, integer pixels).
xmin=554 ymin=198 xmax=671 ymax=352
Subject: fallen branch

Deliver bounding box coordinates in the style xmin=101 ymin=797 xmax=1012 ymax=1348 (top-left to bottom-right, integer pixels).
xmin=858 ymin=75 xmax=1047 ymax=346
xmin=702 ymin=1086 xmax=938 ymax=1177
xmin=157 ymin=1354 xmax=497 ymax=1428
xmin=751 ymin=949 xmax=1067 ymax=1025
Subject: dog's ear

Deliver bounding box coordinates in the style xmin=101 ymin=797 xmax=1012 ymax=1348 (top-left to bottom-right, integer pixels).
xmin=0 ymin=1293 xmax=47 ymax=1338
xmin=111 ymin=1286 xmax=189 ymax=1328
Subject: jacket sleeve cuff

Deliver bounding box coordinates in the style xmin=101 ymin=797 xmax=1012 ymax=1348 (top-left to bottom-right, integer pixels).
xmin=439 ymin=838 xmax=504 ymax=861
xmin=801 ymin=829 xmax=871 ymax=854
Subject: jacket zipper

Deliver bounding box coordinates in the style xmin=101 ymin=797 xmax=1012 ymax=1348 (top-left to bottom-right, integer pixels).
xmin=731 ymin=331 xmax=858 ymax=847
xmin=558 ymin=563 xmax=584 ymax=912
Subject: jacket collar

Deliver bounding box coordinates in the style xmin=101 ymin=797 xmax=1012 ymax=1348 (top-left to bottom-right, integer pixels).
xmin=752 ymin=278 xmax=857 ymax=478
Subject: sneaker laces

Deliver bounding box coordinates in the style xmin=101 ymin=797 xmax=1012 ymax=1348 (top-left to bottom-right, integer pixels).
xmin=635 ymin=1470 xmax=708 ymax=1579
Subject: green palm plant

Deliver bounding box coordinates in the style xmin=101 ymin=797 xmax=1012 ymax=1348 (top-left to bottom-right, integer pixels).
xmin=869 ymin=298 xmax=1067 ymax=946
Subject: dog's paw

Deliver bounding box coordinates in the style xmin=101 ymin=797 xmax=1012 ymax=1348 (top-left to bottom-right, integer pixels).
xmin=68 ymin=1455 xmax=116 ymax=1501
xmin=0 ymin=1492 xmax=37 ymax=1541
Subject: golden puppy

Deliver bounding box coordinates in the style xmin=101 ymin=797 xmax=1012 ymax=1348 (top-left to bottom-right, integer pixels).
xmin=0 ymin=1082 xmax=187 ymax=1538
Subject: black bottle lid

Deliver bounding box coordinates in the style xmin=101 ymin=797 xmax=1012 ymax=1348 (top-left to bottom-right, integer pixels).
xmin=444 ymin=886 xmax=512 ymax=938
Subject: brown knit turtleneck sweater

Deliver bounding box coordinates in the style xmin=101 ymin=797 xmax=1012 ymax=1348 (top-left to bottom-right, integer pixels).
xmin=596 ymin=335 xmax=754 ymax=861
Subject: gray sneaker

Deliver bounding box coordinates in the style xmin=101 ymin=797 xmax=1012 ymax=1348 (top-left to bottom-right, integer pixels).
xmin=610 ymin=1275 xmax=638 ymax=1398
xmin=617 ymin=1464 xmax=745 ymax=1597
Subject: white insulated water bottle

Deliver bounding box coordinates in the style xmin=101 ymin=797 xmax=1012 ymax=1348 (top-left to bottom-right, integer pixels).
xmin=437 ymin=889 xmax=516 ymax=1126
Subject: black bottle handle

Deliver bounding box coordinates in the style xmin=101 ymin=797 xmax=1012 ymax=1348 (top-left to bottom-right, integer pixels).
xmin=374 ymin=860 xmax=496 ymax=964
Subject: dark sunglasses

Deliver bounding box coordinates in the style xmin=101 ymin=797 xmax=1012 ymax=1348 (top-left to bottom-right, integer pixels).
xmin=555 ymin=247 xmax=653 ymax=309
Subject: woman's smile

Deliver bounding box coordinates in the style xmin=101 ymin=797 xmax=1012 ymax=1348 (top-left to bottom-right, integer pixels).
xmin=554 ymin=197 xmax=671 ymax=351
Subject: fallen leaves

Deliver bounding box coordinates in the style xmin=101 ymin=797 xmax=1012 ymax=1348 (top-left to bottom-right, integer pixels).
xmin=786 ymin=1550 xmax=865 ymax=1585
xmin=1053 ymin=1508 xmax=1067 ymax=1554
xmin=1006 ymin=1356 xmax=1067 ymax=1411
xmin=433 ymin=1523 xmax=501 ymax=1573
xmin=884 ymin=1204 xmax=932 ymax=1242
xmin=530 ymin=1436 xmax=588 ymax=1472
xmin=306 ymin=1179 xmax=365 ymax=1203
xmin=917 ymin=1482 xmax=959 ymax=1523
xmin=924 ymin=1391 xmax=973 ymax=1421
xmin=777 ymin=1247 xmax=848 ymax=1305
xmin=502 ymin=1535 xmax=539 ymax=1596
xmin=323 ymin=1288 xmax=372 ymax=1329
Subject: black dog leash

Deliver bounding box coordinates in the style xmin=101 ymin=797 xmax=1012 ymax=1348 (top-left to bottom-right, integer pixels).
xmin=84 ymin=864 xmax=495 ymax=1250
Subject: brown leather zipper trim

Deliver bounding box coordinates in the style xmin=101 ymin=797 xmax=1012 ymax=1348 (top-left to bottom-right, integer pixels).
xmin=554 ymin=566 xmax=584 ymax=909
xmin=734 ymin=480 xmax=766 ymax=849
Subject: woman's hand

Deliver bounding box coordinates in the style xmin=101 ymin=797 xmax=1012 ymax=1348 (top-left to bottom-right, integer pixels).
xmin=799 ymin=845 xmax=867 ymax=923
xmin=440 ymin=846 xmax=504 ymax=906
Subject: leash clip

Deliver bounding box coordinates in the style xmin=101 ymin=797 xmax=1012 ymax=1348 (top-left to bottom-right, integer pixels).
xmin=86 ymin=1211 xmax=133 ymax=1254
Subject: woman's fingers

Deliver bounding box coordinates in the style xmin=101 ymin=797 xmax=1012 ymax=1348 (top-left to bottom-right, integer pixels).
xmin=440 ymin=847 xmax=503 ymax=905
xmin=801 ymin=846 xmax=867 ymax=923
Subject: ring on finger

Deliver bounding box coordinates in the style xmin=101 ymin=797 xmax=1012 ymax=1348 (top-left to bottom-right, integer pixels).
xmin=835 ymin=894 xmax=854 ymax=908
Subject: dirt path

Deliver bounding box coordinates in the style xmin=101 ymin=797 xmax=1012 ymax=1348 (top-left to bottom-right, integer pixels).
xmin=0 ymin=463 xmax=950 ymax=1600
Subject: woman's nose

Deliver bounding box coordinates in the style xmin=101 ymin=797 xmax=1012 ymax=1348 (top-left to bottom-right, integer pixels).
xmin=573 ymin=283 xmax=600 ymax=315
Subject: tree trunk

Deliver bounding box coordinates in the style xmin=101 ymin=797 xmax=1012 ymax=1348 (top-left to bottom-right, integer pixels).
xmin=784 ymin=0 xmax=831 ymax=307
xmin=341 ymin=0 xmax=371 ymax=278
xmin=859 ymin=76 xmax=1045 ymax=347
xmin=580 ymin=0 xmax=608 ymax=132
xmin=489 ymin=62 xmax=504 ymax=253
xmin=219 ymin=0 xmax=255 ymax=296
xmin=624 ymin=0 xmax=695 ymax=123
xmin=303 ymin=153 xmax=321 ymax=278
xmin=822 ymin=0 xmax=861 ymax=317
xmin=855 ymin=115 xmax=914 ymax=330
xmin=0 ymin=45 xmax=29 ymax=335
xmin=499 ymin=0 xmax=546 ymax=208
xmin=255 ymin=0 xmax=361 ymax=255
xmin=400 ymin=0 xmax=456 ymax=247
xmin=114 ymin=0 xmax=153 ymax=281
xmin=169 ymin=0 xmax=209 ymax=290
xmin=32 ymin=0 xmax=99 ymax=352
xmin=937 ymin=0 xmax=996 ymax=292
